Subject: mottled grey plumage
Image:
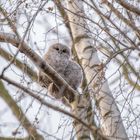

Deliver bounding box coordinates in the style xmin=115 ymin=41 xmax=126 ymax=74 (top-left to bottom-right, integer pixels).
xmin=38 ymin=43 xmax=82 ymax=102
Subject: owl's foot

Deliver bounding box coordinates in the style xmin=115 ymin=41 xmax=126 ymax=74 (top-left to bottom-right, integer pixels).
xmin=48 ymin=83 xmax=62 ymax=99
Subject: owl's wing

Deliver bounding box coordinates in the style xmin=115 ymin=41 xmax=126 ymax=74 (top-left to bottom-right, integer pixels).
xmin=64 ymin=60 xmax=83 ymax=89
xmin=38 ymin=70 xmax=52 ymax=88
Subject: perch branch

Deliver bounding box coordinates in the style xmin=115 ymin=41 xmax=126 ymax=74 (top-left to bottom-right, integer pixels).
xmin=0 ymin=75 xmax=109 ymax=140
xmin=0 ymin=47 xmax=37 ymax=81
xmin=0 ymin=80 xmax=44 ymax=139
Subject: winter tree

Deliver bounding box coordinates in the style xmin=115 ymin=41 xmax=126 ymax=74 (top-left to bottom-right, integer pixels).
xmin=0 ymin=0 xmax=140 ymax=140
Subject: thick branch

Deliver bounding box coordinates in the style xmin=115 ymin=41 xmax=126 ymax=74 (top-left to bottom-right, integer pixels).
xmin=0 ymin=136 xmax=43 ymax=140
xmin=0 ymin=137 xmax=29 ymax=140
xmin=0 ymin=48 xmax=37 ymax=81
xmin=0 ymin=75 xmax=109 ymax=140
xmin=0 ymin=80 xmax=43 ymax=139
xmin=115 ymin=0 xmax=140 ymax=15
xmin=54 ymin=0 xmax=73 ymax=40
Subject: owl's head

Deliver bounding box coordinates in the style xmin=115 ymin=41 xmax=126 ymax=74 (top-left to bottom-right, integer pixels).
xmin=49 ymin=43 xmax=70 ymax=58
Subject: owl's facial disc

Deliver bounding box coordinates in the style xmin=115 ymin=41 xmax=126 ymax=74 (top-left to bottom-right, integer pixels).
xmin=50 ymin=43 xmax=70 ymax=58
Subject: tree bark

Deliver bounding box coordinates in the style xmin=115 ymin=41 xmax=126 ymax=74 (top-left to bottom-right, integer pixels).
xmin=66 ymin=0 xmax=128 ymax=139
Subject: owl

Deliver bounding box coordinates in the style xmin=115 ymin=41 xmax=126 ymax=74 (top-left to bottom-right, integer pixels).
xmin=38 ymin=43 xmax=83 ymax=104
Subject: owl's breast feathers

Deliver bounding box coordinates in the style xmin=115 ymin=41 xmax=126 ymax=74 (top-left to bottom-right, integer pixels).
xmin=44 ymin=52 xmax=68 ymax=73
xmin=64 ymin=61 xmax=83 ymax=89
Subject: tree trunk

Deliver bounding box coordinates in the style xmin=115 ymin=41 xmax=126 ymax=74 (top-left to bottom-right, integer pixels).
xmin=66 ymin=0 xmax=128 ymax=139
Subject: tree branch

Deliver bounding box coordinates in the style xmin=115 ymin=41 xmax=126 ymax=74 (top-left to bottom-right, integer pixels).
xmin=0 ymin=137 xmax=29 ymax=140
xmin=0 ymin=80 xmax=44 ymax=139
xmin=54 ymin=0 xmax=73 ymax=40
xmin=104 ymin=1 xmax=140 ymax=40
xmin=0 ymin=47 xmax=37 ymax=81
xmin=0 ymin=75 xmax=109 ymax=140
xmin=115 ymin=0 xmax=140 ymax=16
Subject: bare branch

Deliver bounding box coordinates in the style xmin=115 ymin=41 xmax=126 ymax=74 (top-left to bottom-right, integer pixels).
xmin=0 ymin=47 xmax=37 ymax=81
xmin=0 ymin=75 xmax=110 ymax=140
xmin=0 ymin=80 xmax=44 ymax=139
xmin=54 ymin=0 xmax=73 ymax=40
xmin=115 ymin=0 xmax=140 ymax=16
xmin=104 ymin=1 xmax=140 ymax=39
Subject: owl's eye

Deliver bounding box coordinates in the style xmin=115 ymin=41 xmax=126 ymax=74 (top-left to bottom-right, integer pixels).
xmin=55 ymin=48 xmax=59 ymax=51
xmin=62 ymin=49 xmax=66 ymax=53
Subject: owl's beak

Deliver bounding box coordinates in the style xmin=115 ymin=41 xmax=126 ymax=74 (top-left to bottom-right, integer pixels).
xmin=59 ymin=50 xmax=63 ymax=54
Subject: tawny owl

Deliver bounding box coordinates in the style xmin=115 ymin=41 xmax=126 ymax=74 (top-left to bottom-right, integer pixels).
xmin=38 ymin=43 xmax=83 ymax=102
